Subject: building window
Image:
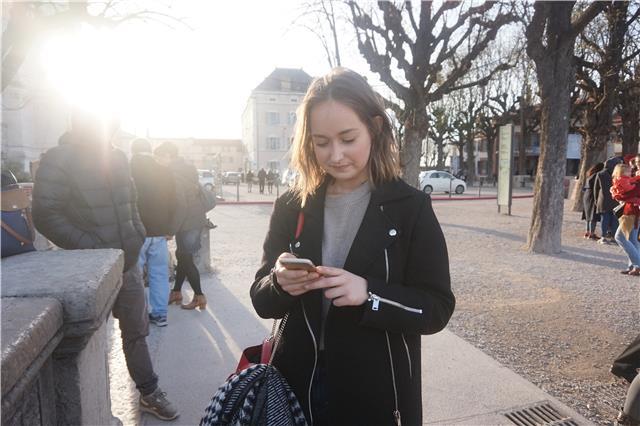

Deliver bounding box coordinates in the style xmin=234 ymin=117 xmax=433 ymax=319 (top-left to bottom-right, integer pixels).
xmin=266 ymin=112 xmax=279 ymax=125
xmin=268 ymin=160 xmax=280 ymax=171
xmin=288 ymin=112 xmax=296 ymax=125
xmin=267 ymin=137 xmax=280 ymax=150
xmin=290 ymin=97 xmax=298 ymax=102
xmin=269 ymin=97 xmax=277 ymax=102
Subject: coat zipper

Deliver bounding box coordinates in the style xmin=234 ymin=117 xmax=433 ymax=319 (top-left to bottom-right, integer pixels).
xmin=382 ymin=237 xmax=401 ymax=426
xmin=301 ymin=300 xmax=317 ymax=426
xmin=401 ymin=333 xmax=412 ymax=379
xmin=368 ymin=292 xmax=423 ymax=314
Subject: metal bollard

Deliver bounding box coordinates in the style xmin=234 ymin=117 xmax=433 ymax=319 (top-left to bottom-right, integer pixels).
xmin=449 ymin=179 xmax=452 ymax=198
xmin=236 ymin=180 xmax=240 ymax=202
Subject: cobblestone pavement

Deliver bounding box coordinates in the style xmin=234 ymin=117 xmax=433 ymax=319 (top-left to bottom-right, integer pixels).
xmin=109 ymin=196 xmax=637 ymax=425
xmin=439 ymin=197 xmax=638 ymax=426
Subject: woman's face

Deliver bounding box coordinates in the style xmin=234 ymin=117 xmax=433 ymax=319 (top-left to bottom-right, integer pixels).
xmin=309 ymin=100 xmax=372 ymax=188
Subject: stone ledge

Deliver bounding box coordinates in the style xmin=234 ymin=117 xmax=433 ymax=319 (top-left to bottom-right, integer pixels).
xmin=1 ymin=297 xmax=63 ymax=396
xmin=1 ymin=250 xmax=124 ymax=354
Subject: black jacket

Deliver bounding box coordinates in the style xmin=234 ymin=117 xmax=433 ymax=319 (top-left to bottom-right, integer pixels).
xmin=32 ymin=135 xmax=145 ymax=271
xmin=582 ymin=173 xmax=600 ymax=222
xmin=169 ymin=158 xmax=207 ymax=232
xmin=251 ymin=179 xmax=455 ymax=426
xmin=131 ymin=153 xmax=177 ymax=236
xmin=594 ymin=157 xmax=622 ymax=214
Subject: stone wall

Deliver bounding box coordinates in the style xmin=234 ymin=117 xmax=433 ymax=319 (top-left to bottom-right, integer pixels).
xmin=1 ymin=249 xmax=124 ymax=426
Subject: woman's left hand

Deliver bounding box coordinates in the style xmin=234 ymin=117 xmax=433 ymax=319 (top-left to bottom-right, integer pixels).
xmin=304 ymin=266 xmax=368 ymax=307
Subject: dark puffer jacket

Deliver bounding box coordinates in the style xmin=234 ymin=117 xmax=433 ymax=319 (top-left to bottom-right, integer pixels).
xmin=32 ymin=136 xmax=146 ymax=271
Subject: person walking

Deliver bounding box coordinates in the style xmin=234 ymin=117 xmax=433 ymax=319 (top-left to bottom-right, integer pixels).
xmin=250 ymin=68 xmax=455 ymax=425
xmin=582 ymin=162 xmax=604 ymax=240
xmin=32 ymin=110 xmax=179 ymax=420
xmin=130 ymin=138 xmax=177 ymax=327
xmin=246 ymin=170 xmax=254 ymax=193
xmin=154 ymin=142 xmax=208 ymax=310
xmin=594 ymin=157 xmax=624 ymax=244
xmin=610 ymin=163 xmax=640 ymax=275
xmin=267 ymin=169 xmax=275 ymax=194
xmin=257 ymin=168 xmax=267 ymax=194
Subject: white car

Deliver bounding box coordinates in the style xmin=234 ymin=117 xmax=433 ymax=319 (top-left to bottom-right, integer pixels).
xmin=198 ymin=169 xmax=216 ymax=190
xmin=419 ymin=171 xmax=466 ymax=195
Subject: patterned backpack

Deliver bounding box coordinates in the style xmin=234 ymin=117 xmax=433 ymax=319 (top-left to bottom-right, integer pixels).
xmin=200 ymin=313 xmax=307 ymax=426
xmin=200 ymin=363 xmax=307 ymax=426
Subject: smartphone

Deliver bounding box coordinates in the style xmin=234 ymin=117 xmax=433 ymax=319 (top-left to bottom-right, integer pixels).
xmin=280 ymin=258 xmax=317 ymax=272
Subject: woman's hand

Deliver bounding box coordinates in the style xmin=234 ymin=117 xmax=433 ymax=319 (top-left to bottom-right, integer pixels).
xmin=304 ymin=266 xmax=368 ymax=307
xmin=274 ymin=253 xmax=320 ymax=297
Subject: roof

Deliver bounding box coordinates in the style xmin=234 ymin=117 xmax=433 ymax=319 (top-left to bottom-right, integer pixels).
xmin=253 ymin=68 xmax=313 ymax=93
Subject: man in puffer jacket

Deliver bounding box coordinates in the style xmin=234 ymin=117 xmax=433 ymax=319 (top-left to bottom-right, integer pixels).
xmin=32 ymin=110 xmax=179 ymax=421
xmin=594 ymin=156 xmax=624 ymax=244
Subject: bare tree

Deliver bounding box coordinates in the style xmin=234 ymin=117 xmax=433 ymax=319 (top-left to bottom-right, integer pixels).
xmin=570 ymin=1 xmax=638 ymax=212
xmin=2 ymin=1 xmax=189 ymax=92
xmin=525 ymin=1 xmax=604 ymax=254
xmin=619 ymin=6 xmax=640 ymax=156
xmin=296 ymin=0 xmax=344 ymax=68
xmin=427 ymin=104 xmax=453 ymax=170
xmin=347 ymin=1 xmax=517 ymax=187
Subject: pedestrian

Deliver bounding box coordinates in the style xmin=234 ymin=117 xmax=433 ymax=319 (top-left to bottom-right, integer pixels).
xmin=32 ymin=110 xmax=179 ymax=420
xmin=582 ymin=162 xmax=604 ymax=240
xmin=594 ymin=157 xmax=624 ymax=244
xmin=130 ymin=138 xmax=177 ymax=327
xmin=609 ymin=163 xmax=640 ymax=275
xmin=246 ymin=170 xmax=254 ymax=193
xmin=267 ymin=169 xmax=274 ymax=194
xmin=250 ymin=67 xmax=455 ymax=425
xmin=154 ymin=142 xmax=208 ymax=310
xmin=258 ymin=168 xmax=267 ymax=194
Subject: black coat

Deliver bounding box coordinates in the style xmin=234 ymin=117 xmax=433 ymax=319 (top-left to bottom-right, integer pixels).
xmin=169 ymin=158 xmax=207 ymax=232
xmin=594 ymin=157 xmax=623 ymax=214
xmin=582 ymin=173 xmax=600 ymax=222
xmin=32 ymin=135 xmax=145 ymax=271
xmin=131 ymin=153 xmax=177 ymax=236
xmin=251 ymin=179 xmax=455 ymax=426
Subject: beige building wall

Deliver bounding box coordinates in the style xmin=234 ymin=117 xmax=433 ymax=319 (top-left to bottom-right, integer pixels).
xmin=146 ymin=137 xmax=246 ymax=173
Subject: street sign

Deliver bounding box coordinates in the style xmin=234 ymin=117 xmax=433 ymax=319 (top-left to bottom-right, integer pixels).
xmin=498 ymin=124 xmax=514 ymax=215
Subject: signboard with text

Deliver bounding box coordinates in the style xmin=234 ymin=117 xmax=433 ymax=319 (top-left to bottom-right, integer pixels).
xmin=498 ymin=124 xmax=513 ymax=214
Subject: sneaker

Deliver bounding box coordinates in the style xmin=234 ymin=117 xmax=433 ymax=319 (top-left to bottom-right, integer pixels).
xmin=589 ymin=233 xmax=600 ymax=240
xmin=149 ymin=314 xmax=168 ymax=327
xmin=598 ymin=237 xmax=607 ymax=244
xmin=140 ymin=387 xmax=179 ymax=420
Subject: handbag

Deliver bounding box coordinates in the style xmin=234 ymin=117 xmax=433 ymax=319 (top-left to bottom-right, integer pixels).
xmin=200 ymin=212 xmax=307 ymax=426
xmin=613 ymin=202 xmax=625 ymax=219
xmin=1 ymin=186 xmax=36 ymax=258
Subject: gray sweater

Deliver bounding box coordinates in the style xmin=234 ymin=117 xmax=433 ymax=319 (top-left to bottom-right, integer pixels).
xmin=320 ymin=181 xmax=371 ymax=348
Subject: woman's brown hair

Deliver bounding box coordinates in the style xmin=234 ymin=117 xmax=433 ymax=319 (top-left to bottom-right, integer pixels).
xmin=291 ymin=67 xmax=400 ymax=205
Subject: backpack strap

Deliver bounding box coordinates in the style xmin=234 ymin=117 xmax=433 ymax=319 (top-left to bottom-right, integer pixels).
xmin=1 ymin=219 xmax=33 ymax=245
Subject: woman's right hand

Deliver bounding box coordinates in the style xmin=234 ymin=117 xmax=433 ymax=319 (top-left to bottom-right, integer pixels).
xmin=274 ymin=253 xmax=320 ymax=297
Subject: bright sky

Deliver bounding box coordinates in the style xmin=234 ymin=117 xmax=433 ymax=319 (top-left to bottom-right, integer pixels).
xmin=40 ymin=1 xmax=365 ymax=139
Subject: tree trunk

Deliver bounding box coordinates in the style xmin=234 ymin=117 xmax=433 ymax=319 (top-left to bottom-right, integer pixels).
xmin=487 ymin=131 xmax=497 ymax=182
xmin=401 ymin=123 xmax=426 ymax=188
xmin=465 ymin=133 xmax=476 ymax=183
xmin=436 ymin=139 xmax=446 ymax=169
xmin=621 ymin=90 xmax=640 ymax=155
xmin=570 ymin=137 xmax=605 ymax=212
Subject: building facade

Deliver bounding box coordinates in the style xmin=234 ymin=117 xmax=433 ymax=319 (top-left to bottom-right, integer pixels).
xmin=241 ymin=68 xmax=313 ymax=174
xmin=142 ymin=138 xmax=246 ymax=173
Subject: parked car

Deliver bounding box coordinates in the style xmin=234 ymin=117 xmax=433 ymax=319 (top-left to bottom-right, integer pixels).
xmin=198 ymin=169 xmax=216 ymax=190
xmin=419 ymin=170 xmax=466 ymax=195
xmin=222 ymin=171 xmax=242 ymax=185
xmin=280 ymin=169 xmax=299 ymax=187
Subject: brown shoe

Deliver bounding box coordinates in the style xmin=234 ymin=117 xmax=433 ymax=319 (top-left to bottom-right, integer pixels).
xmin=628 ymin=268 xmax=640 ymax=276
xmin=168 ymin=291 xmax=183 ymax=305
xmin=181 ymin=294 xmax=207 ymax=310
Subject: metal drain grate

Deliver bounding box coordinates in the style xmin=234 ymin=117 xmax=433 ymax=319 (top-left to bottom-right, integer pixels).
xmin=502 ymin=401 xmax=578 ymax=426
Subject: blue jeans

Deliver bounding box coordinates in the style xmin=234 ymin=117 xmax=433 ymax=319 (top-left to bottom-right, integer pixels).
xmin=614 ymin=224 xmax=640 ymax=269
xmin=138 ymin=237 xmax=170 ymax=317
xmin=601 ymin=211 xmax=619 ymax=237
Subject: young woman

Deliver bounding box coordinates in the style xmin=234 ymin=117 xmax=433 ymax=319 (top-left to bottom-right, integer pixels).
xmin=250 ymin=68 xmax=455 ymax=425
xmin=610 ymin=163 xmax=640 ymax=276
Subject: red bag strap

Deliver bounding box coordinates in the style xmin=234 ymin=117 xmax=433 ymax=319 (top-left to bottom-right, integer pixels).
xmin=295 ymin=211 xmax=304 ymax=239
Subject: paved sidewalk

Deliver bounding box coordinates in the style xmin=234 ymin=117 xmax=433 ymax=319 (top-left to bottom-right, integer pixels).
xmin=109 ymin=201 xmax=593 ymax=425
